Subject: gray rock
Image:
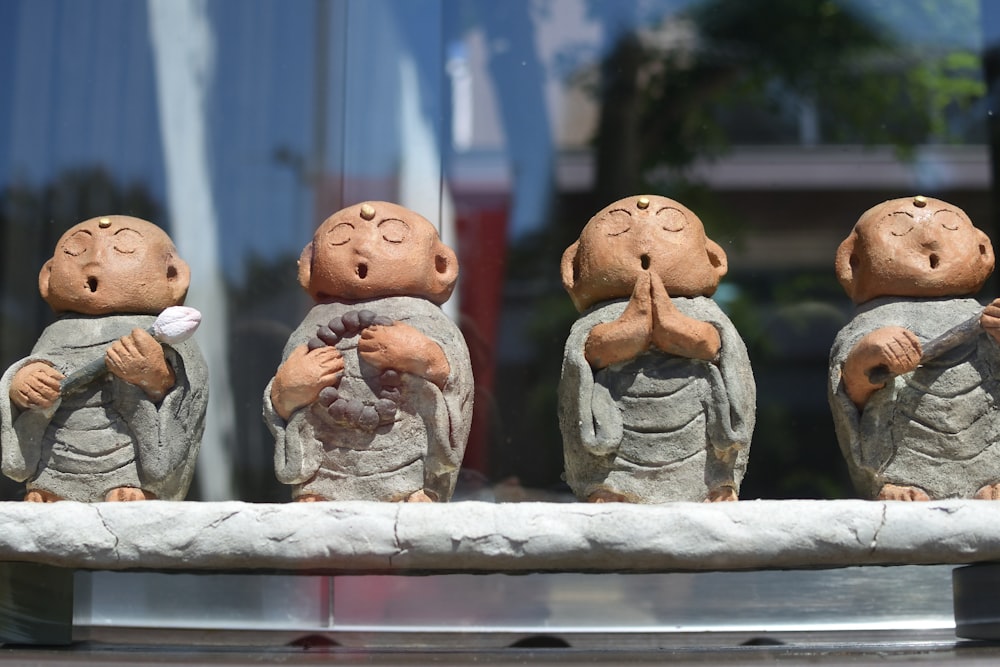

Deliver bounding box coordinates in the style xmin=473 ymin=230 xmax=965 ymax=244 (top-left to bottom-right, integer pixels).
xmin=0 ymin=314 xmax=208 ymax=502
xmin=559 ymin=296 xmax=755 ymax=502
xmin=0 ymin=499 xmax=997 ymax=572
xmin=264 ymin=296 xmax=473 ymax=502
xmin=829 ymin=296 xmax=1000 ymax=499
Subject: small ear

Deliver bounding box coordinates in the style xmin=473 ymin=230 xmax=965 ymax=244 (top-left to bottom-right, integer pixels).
xmin=297 ymin=242 xmax=314 ymax=293
xmin=429 ymin=242 xmax=459 ymax=305
xmin=705 ymin=239 xmax=728 ymax=279
xmin=976 ymin=228 xmax=996 ymax=277
xmin=38 ymin=259 xmax=53 ymax=302
xmin=560 ymin=241 xmax=580 ymax=293
xmin=834 ymin=234 xmax=857 ymax=299
xmin=166 ymin=256 xmax=191 ymax=305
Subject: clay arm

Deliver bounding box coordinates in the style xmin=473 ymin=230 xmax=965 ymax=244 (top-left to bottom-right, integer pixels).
xmin=584 ymin=271 xmax=653 ymax=369
xmin=841 ymin=326 xmax=921 ymax=409
xmin=105 ymin=328 xmax=176 ymax=402
xmin=3 ymin=358 xmax=65 ymax=482
xmin=650 ymin=271 xmax=721 ymax=361
xmin=270 ymin=344 xmax=346 ymax=421
xmin=981 ymin=298 xmax=1000 ymax=345
xmin=358 ymin=322 xmax=450 ymax=389
xmin=9 ymin=361 xmax=64 ymax=411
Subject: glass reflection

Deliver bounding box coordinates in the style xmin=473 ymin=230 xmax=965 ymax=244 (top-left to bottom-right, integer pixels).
xmin=0 ymin=0 xmax=990 ymax=503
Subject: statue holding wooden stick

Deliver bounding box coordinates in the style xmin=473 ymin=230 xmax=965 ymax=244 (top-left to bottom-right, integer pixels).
xmin=830 ymin=196 xmax=1000 ymax=500
xmin=1 ymin=216 xmax=207 ymax=502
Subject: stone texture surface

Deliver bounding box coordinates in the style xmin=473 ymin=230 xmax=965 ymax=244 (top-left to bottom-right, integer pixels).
xmin=830 ymin=297 xmax=1000 ymax=499
xmin=560 ymin=296 xmax=754 ymax=503
xmin=0 ymin=499 xmax=997 ymax=572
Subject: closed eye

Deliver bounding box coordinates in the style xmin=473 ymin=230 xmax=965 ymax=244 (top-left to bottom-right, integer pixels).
xmin=327 ymin=222 xmax=354 ymax=246
xmin=657 ymin=206 xmax=686 ymax=232
xmin=604 ymin=209 xmax=631 ymax=236
xmin=887 ymin=211 xmax=914 ymax=236
xmin=62 ymin=230 xmax=92 ymax=256
xmin=934 ymin=209 xmax=961 ymax=231
xmin=378 ymin=218 xmax=410 ymax=244
xmin=112 ymin=228 xmax=141 ymax=253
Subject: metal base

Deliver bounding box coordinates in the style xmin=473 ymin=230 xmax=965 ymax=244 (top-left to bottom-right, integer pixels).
xmin=0 ymin=562 xmax=73 ymax=645
xmin=952 ymin=563 xmax=1000 ymax=639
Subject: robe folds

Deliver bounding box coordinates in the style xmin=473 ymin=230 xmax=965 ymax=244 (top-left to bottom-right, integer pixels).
xmin=829 ymin=296 xmax=1000 ymax=499
xmin=559 ymin=296 xmax=755 ymax=502
xmin=264 ymin=296 xmax=473 ymax=502
xmin=1 ymin=314 xmax=208 ymax=501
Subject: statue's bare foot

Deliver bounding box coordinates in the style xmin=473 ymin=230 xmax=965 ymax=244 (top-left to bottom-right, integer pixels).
xmin=974 ymin=483 xmax=1000 ymax=500
xmin=877 ymin=483 xmax=930 ymax=501
xmin=406 ymin=489 xmax=436 ymax=503
xmin=294 ymin=494 xmax=327 ymax=502
xmin=705 ymin=486 xmax=738 ymax=502
xmin=24 ymin=489 xmax=61 ymax=503
xmin=105 ymin=487 xmax=156 ymax=502
xmin=587 ymin=488 xmax=627 ymax=503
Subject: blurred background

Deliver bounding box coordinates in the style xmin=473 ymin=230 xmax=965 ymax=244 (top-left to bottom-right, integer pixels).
xmin=0 ymin=0 xmax=995 ymax=503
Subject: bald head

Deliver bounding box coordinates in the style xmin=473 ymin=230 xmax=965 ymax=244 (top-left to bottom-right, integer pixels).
xmin=836 ymin=196 xmax=995 ymax=304
xmin=561 ymin=195 xmax=728 ymax=312
xmin=298 ymin=201 xmax=459 ymax=306
xmin=40 ymin=215 xmax=191 ymax=315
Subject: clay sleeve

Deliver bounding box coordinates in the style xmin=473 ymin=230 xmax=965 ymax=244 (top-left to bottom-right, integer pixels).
xmin=559 ymin=296 xmax=754 ymax=458
xmin=0 ymin=356 xmax=56 ymax=483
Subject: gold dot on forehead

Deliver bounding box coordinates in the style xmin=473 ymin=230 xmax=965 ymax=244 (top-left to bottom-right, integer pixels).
xmin=359 ymin=204 xmax=376 ymax=221
xmin=637 ymin=197 xmax=650 ymax=210
xmin=98 ymin=217 xmax=112 ymax=228
xmin=913 ymin=196 xmax=927 ymax=208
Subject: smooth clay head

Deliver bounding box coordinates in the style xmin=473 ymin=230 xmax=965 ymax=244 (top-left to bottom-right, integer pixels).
xmin=836 ymin=196 xmax=995 ymax=305
xmin=298 ymin=201 xmax=459 ymax=306
xmin=561 ymin=194 xmax=728 ymax=312
xmin=40 ymin=215 xmax=191 ymax=316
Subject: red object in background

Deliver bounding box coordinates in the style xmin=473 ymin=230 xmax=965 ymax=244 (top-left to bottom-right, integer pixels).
xmin=454 ymin=193 xmax=509 ymax=475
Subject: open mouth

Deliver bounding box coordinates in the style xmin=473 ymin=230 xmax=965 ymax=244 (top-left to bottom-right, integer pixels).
xmin=929 ymin=253 xmax=940 ymax=269
xmin=640 ymin=254 xmax=651 ymax=270
xmin=356 ymin=263 xmax=368 ymax=279
xmin=86 ymin=276 xmax=98 ymax=292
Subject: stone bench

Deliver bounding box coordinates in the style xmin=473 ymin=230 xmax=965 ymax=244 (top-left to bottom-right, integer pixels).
xmin=1 ymin=498 xmax=996 ymax=572
xmin=3 ymin=499 xmax=998 ymax=644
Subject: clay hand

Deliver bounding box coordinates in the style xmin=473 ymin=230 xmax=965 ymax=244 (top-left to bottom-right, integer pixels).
xmin=842 ymin=326 xmax=922 ymax=409
xmin=106 ymin=328 xmax=176 ymax=401
xmin=358 ymin=322 xmax=450 ymax=389
xmin=649 ymin=271 xmax=721 ymax=361
xmin=584 ymin=271 xmax=653 ymax=369
xmin=271 ymin=344 xmax=345 ymax=421
xmin=981 ymin=298 xmax=1000 ymax=344
xmin=9 ymin=361 xmax=64 ymax=411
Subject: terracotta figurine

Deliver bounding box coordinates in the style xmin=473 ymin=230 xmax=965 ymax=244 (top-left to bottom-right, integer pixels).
xmin=264 ymin=201 xmax=473 ymax=502
xmin=1 ymin=216 xmax=207 ymax=502
xmin=558 ymin=195 xmax=756 ymax=503
xmin=830 ymin=195 xmax=1000 ymax=500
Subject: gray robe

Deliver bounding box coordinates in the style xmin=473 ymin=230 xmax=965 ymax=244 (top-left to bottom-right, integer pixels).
xmin=264 ymin=296 xmax=473 ymax=502
xmin=829 ymin=296 xmax=1000 ymax=499
xmin=558 ymin=296 xmax=755 ymax=502
xmin=1 ymin=314 xmax=208 ymax=502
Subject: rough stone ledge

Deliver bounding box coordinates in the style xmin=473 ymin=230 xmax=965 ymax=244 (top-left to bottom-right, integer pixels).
xmin=0 ymin=499 xmax=995 ymax=573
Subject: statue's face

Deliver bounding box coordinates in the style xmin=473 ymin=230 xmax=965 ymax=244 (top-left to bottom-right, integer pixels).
xmin=836 ymin=196 xmax=995 ymax=304
xmin=299 ymin=201 xmax=458 ymax=306
xmin=562 ymin=195 xmax=727 ymax=312
xmin=40 ymin=216 xmax=190 ymax=315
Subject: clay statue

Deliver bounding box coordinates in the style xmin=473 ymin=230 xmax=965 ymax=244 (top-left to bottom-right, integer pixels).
xmin=264 ymin=201 xmax=473 ymax=502
xmin=558 ymin=195 xmax=756 ymax=503
xmin=1 ymin=216 xmax=207 ymax=502
xmin=830 ymin=195 xmax=1000 ymax=501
